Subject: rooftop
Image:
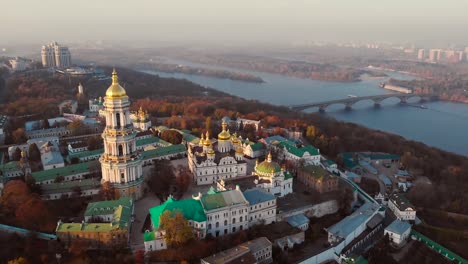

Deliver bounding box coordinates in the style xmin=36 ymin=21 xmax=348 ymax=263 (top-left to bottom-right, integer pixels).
xmin=85 ymin=197 xmax=133 ymax=217
xmin=200 ymin=188 xmax=248 ymax=211
xmin=279 ymin=142 xmax=320 ymax=157
xmin=262 ymin=135 xmax=287 ymax=145
xmin=201 ymin=245 xmax=255 ymax=264
xmin=149 ymin=197 xmax=206 ymax=230
xmin=326 ymin=202 xmax=379 ymax=240
xmin=140 ymin=144 xmax=186 ymax=160
xmin=41 ymin=150 xmax=64 ymax=167
xmin=249 ymin=142 xmax=264 ymax=151
xmin=136 ymin=136 xmax=171 ymax=147
xmin=287 ymin=214 xmax=310 ymax=228
xmin=32 ymin=161 xmax=97 ymax=182
xmin=389 ymin=193 xmax=414 ymax=211
xmin=68 ymin=148 xmax=104 ymax=159
xmin=41 ymin=178 xmax=101 ymax=194
xmin=243 ymin=188 xmax=276 ymax=205
xmin=385 ymin=219 xmax=411 ymax=235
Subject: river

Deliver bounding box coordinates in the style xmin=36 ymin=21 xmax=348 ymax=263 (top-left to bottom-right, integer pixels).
xmin=140 ymin=61 xmax=468 ymax=156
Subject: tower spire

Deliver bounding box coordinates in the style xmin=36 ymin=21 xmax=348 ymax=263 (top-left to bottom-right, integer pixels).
xmin=112 ymin=68 xmax=119 ymax=85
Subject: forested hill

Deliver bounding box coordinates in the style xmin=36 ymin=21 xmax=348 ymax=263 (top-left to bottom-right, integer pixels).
xmin=0 ymin=67 xmax=228 ymax=117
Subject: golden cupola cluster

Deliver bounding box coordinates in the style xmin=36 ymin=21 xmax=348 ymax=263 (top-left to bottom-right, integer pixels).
xmin=105 ymin=69 xmax=127 ymax=98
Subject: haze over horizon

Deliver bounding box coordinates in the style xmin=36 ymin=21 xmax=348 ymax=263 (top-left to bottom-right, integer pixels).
xmin=3 ymin=0 xmax=468 ymax=48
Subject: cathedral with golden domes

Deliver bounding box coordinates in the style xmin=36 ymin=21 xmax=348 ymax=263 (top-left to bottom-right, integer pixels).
xmin=187 ymin=120 xmax=247 ymax=185
xmin=99 ymin=69 xmax=144 ymax=199
xmin=131 ymin=106 xmax=151 ymax=131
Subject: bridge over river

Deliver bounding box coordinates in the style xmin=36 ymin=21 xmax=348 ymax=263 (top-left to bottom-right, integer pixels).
xmin=290 ymin=93 xmax=439 ymax=112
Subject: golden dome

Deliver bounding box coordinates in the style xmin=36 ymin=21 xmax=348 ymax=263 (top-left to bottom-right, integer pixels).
xmin=203 ymin=131 xmax=212 ymax=146
xmin=207 ymin=146 xmax=215 ymax=155
xmin=105 ymin=69 xmax=127 ymax=98
xmin=236 ymin=147 xmax=243 ymax=155
xmin=218 ymin=120 xmax=231 ymax=141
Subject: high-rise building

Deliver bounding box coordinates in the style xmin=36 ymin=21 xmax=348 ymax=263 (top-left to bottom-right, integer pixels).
xmin=429 ymin=49 xmax=441 ymax=62
xmin=417 ymin=49 xmax=425 ymax=60
xmin=41 ymin=42 xmax=71 ymax=68
xmin=99 ymin=69 xmax=144 ymax=199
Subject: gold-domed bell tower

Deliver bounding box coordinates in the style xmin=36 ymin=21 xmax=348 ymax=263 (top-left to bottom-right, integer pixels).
xmin=99 ymin=69 xmax=144 ymax=200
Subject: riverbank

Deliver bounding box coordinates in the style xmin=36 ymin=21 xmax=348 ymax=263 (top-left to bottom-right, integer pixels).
xmin=136 ymin=62 xmax=264 ymax=83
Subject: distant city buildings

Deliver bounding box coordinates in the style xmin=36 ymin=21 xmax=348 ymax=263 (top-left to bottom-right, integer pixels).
xmin=420 ymin=48 xmax=466 ymax=63
xmin=41 ymin=41 xmax=71 ymax=68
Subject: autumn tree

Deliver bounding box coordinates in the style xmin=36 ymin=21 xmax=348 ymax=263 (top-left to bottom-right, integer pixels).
xmin=28 ymin=143 xmax=41 ymax=162
xmin=67 ymin=120 xmax=84 ymax=135
xmin=175 ymin=165 xmax=192 ymax=197
xmin=8 ymin=257 xmax=28 ymax=264
xmin=1 ymin=180 xmax=30 ymax=215
xmin=12 ymin=128 xmax=27 ymax=144
xmin=12 ymin=147 xmax=22 ymax=161
xmin=338 ymin=187 xmax=354 ymax=217
xmin=100 ymin=181 xmax=116 ymax=200
xmin=306 ymin=125 xmax=317 ymax=137
xmin=15 ymin=195 xmax=55 ymax=232
xmin=159 ymin=211 xmax=194 ymax=247
xmin=160 ymin=130 xmax=183 ymax=145
xmin=87 ymin=136 xmax=102 ymax=151
xmin=42 ymin=118 xmax=50 ymax=129
xmin=147 ymin=160 xmax=175 ymax=201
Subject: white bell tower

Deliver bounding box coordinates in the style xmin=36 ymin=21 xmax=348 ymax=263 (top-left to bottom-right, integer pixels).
xmin=99 ymin=69 xmax=143 ymax=199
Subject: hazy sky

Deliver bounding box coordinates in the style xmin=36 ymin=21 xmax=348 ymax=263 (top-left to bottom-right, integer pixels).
xmin=3 ymin=0 xmax=468 ymax=47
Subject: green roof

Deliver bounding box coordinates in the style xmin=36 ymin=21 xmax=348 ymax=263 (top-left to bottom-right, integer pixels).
xmin=324 ymin=159 xmax=336 ymax=166
xmin=250 ymin=142 xmax=264 ymax=151
xmin=68 ymin=148 xmax=104 ymax=159
xmin=136 ymin=137 xmax=171 ymax=147
xmin=32 ymin=161 xmax=97 ymax=182
xmin=141 ymin=144 xmax=186 ymax=160
xmin=301 ymin=165 xmax=330 ymax=180
xmin=149 ymin=197 xmax=206 ymax=230
xmin=279 ymin=142 xmax=319 ymax=157
xmin=200 ymin=188 xmax=247 ymax=211
xmin=411 ymin=230 xmax=468 ymax=264
xmin=256 ymin=160 xmax=281 ymax=174
xmin=284 ymin=171 xmax=293 ymax=180
xmin=1 ymin=161 xmax=20 ymax=172
xmin=84 ymin=197 xmax=133 ymax=217
xmin=144 ymin=231 xmax=156 ymax=242
xmin=41 ymin=178 xmax=101 ymax=194
xmin=56 ymin=198 xmax=132 ymax=233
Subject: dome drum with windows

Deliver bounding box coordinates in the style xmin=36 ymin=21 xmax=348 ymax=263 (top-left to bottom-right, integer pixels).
xmin=255 ymin=152 xmax=282 ymax=177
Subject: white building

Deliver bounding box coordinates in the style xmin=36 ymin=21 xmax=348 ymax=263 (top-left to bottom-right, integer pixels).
xmin=130 ymin=107 xmax=151 ymax=131
xmin=279 ymin=141 xmax=320 ymax=165
xmin=89 ymin=97 xmax=105 ymax=114
xmin=41 ymin=42 xmax=71 ymax=68
xmin=9 ymin=57 xmax=28 ymax=71
xmin=243 ymin=188 xmax=277 ymax=227
xmin=237 ymin=118 xmax=261 ymax=131
xmin=253 ymin=152 xmax=293 ymax=197
xmin=188 ymin=123 xmax=247 ymax=185
xmin=197 ymin=187 xmax=250 ymax=237
xmin=388 ymin=193 xmax=416 ymax=221
xmin=384 ymin=219 xmax=411 ymax=247
xmin=287 ymin=214 xmax=310 ymax=231
xmin=202 ymin=237 xmax=273 ymax=264
xmin=326 ymin=202 xmax=380 ymax=246
xmin=99 ymin=69 xmax=144 ymax=200
xmin=40 ymin=141 xmax=65 ymax=170
xmin=243 ymin=141 xmax=265 ymax=158
xmin=67 ymin=141 xmax=88 ymax=153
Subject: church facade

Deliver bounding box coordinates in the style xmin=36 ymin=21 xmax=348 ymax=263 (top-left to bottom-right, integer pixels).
xmin=187 ymin=120 xmax=247 ymax=185
xmin=99 ymin=69 xmax=144 ymax=200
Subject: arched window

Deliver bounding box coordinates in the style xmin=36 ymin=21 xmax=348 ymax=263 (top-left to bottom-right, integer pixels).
xmin=224 ymin=220 xmax=227 ymax=226
xmin=240 ymin=216 xmax=243 ymax=222
xmin=116 ymin=113 xmax=121 ymax=128
xmin=118 ymin=145 xmax=123 ymax=156
xmin=216 ymin=222 xmax=219 ymax=228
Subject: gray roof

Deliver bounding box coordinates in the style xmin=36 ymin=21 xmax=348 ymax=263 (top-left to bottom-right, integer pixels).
xmin=243 ymin=188 xmax=276 ymax=205
xmin=385 ymin=219 xmax=411 ymax=235
xmin=243 ymin=237 xmax=272 ymax=253
xmin=326 ymin=202 xmax=379 ymax=239
xmin=287 ymin=214 xmax=310 ymax=228
xmin=389 ymin=193 xmax=414 ymax=211
xmin=41 ymin=150 xmax=65 ymax=167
